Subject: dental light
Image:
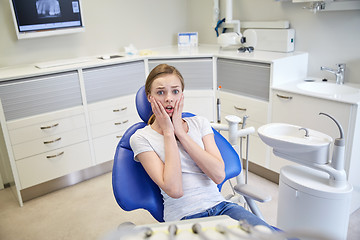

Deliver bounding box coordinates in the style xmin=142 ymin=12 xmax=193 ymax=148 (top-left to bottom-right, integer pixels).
xmin=217 ymin=30 xmax=257 ymax=49
xmin=215 ymin=0 xmax=257 ymax=49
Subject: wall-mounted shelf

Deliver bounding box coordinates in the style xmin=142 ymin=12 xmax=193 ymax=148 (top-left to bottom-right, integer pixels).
xmin=277 ymin=0 xmax=360 ymax=12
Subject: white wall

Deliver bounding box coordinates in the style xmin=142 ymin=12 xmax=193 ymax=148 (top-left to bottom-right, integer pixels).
xmin=1 ymin=0 xmax=359 ymax=84
xmin=187 ymin=0 xmax=360 ymax=84
xmin=0 ymin=0 xmax=188 ymax=67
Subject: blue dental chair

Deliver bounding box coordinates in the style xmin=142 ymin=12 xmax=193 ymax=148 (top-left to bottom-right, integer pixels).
xmin=112 ymin=86 xmax=243 ymax=222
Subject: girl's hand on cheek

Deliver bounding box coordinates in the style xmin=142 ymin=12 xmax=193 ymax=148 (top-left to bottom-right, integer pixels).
xmin=173 ymin=94 xmax=185 ymax=136
xmin=150 ymin=96 xmax=174 ymax=134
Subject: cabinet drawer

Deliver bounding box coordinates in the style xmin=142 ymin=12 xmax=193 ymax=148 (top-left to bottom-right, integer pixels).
xmin=87 ymin=95 xmax=137 ymax=124
xmin=0 ymin=71 xmax=82 ymax=121
xmin=8 ymin=114 xmax=86 ymax=145
xmin=83 ymin=61 xmax=145 ymax=103
xmin=93 ymin=132 xmax=125 ymax=164
xmin=183 ymin=90 xmax=215 ymax=122
xmin=12 ymin=127 xmax=88 ymax=160
xmin=148 ymin=58 xmax=213 ymax=90
xmin=16 ymin=141 xmax=92 ymax=189
xmin=91 ymin=115 xmax=137 ymax=139
xmin=217 ymin=58 xmax=270 ymax=101
xmin=220 ymin=91 xmax=268 ymax=124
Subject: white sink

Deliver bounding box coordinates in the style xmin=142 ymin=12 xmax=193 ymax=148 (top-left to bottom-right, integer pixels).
xmin=258 ymin=123 xmax=333 ymax=164
xmin=297 ymin=82 xmax=360 ymax=95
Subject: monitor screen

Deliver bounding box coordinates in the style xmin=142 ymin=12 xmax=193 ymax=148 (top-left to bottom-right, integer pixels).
xmin=10 ymin=0 xmax=85 ymax=39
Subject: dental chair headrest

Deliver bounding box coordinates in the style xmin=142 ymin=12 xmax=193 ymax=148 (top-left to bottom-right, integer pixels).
xmin=136 ymin=86 xmax=153 ymax=123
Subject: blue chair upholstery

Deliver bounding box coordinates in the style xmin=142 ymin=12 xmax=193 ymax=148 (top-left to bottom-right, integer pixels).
xmin=112 ymin=86 xmax=241 ymax=222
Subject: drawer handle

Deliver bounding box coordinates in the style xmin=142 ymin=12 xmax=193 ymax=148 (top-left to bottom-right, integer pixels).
xmin=234 ymin=106 xmax=247 ymax=111
xmin=43 ymin=137 xmax=62 ymax=144
xmin=46 ymin=151 xmax=64 ymax=159
xmin=113 ymin=107 xmax=128 ymax=112
xmin=114 ymin=120 xmax=129 ymax=125
xmin=116 ymin=135 xmax=123 ymax=138
xmin=276 ymin=94 xmax=293 ymax=100
xmin=40 ymin=123 xmax=59 ymax=130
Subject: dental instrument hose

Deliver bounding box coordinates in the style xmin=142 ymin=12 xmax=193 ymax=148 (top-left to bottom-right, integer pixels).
xmin=241 ymin=116 xmax=249 ymax=184
xmin=319 ymin=112 xmax=345 ymax=171
xmin=217 ymin=86 xmax=222 ymax=123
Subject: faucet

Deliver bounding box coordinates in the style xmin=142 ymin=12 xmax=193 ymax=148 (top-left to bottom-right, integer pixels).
xmin=320 ymin=63 xmax=346 ymax=85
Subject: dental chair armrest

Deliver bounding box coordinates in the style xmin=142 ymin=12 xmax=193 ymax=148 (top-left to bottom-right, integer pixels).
xmin=234 ymin=184 xmax=272 ymax=203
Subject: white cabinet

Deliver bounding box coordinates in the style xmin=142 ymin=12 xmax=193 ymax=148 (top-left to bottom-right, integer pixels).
xmin=2 ymin=105 xmax=91 ymax=191
xmin=16 ymin=141 xmax=92 ymax=189
xmin=0 ymin=60 xmax=147 ymax=205
xmin=0 ymin=51 xmax=309 ymax=206
xmin=0 ymin=71 xmax=90 ymax=199
xmin=83 ymin=62 xmax=145 ymax=164
xmin=148 ymin=58 xmax=213 ymax=90
xmin=183 ymin=90 xmax=215 ymax=121
xmin=219 ymin=91 xmax=269 ymax=167
xmin=217 ymin=58 xmax=271 ymax=167
xmin=0 ymin=71 xmax=82 ymax=121
xmin=217 ymin=58 xmax=271 ymax=101
xmin=82 ymin=61 xmax=145 ymax=104
xmin=87 ymin=96 xmax=140 ymax=164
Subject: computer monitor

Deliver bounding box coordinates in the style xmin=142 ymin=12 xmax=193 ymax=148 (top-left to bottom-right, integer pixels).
xmin=9 ymin=0 xmax=85 ymax=39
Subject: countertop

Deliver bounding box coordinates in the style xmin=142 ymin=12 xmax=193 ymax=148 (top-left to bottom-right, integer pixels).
xmin=0 ymin=44 xmax=306 ymax=81
xmin=1 ymin=44 xmax=359 ymax=105
xmin=272 ymin=79 xmax=360 ymax=105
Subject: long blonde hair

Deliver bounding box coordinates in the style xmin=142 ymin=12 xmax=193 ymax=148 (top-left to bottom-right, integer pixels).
xmin=145 ymin=64 xmax=185 ymax=125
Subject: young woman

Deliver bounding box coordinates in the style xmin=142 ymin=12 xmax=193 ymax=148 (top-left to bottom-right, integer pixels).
xmin=130 ymin=64 xmax=272 ymax=229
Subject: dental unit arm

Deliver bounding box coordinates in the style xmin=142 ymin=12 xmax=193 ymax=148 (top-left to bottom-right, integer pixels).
xmin=211 ymin=115 xmax=272 ymax=220
xmin=317 ymin=112 xmax=347 ymax=187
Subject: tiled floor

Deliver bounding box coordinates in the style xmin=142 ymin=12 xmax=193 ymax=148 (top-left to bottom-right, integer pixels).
xmin=0 ymin=172 xmax=359 ymax=239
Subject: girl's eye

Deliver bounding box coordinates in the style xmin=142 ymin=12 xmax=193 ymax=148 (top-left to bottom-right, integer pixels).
xmin=173 ymin=89 xmax=179 ymax=94
xmin=157 ymin=90 xmax=164 ymax=95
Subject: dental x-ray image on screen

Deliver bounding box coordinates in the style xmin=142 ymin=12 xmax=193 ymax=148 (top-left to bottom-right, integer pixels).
xmin=10 ymin=0 xmax=84 ymax=39
xmin=36 ymin=0 xmax=61 ymax=18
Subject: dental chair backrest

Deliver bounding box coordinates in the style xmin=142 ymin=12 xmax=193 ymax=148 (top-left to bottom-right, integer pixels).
xmin=112 ymin=86 xmax=242 ymax=222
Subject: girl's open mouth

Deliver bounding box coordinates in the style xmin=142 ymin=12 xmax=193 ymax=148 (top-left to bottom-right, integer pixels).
xmin=165 ymin=106 xmax=174 ymax=114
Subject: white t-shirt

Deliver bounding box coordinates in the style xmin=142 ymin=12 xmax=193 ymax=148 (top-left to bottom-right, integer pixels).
xmin=130 ymin=115 xmax=225 ymax=221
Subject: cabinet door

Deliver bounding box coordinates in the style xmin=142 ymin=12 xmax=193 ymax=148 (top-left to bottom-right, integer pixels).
xmin=219 ymin=91 xmax=269 ymax=167
xmin=87 ymin=95 xmax=137 ymax=125
xmin=148 ymin=58 xmax=213 ymax=90
xmin=0 ymin=71 xmax=82 ymax=121
xmin=83 ymin=61 xmax=145 ymax=103
xmin=87 ymin=95 xmax=140 ymax=163
xmin=16 ymin=141 xmax=92 ymax=189
xmin=183 ymin=90 xmax=215 ymax=122
xmin=93 ymin=132 xmax=125 ymax=164
xmin=12 ymin=127 xmax=88 ymax=160
xmin=8 ymin=113 xmax=86 ymax=145
xmin=271 ymin=90 xmax=352 ymax=173
xmin=217 ymin=58 xmax=270 ymax=101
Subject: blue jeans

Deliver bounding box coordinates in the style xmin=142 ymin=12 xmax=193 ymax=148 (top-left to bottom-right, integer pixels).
xmin=181 ymin=201 xmax=274 ymax=230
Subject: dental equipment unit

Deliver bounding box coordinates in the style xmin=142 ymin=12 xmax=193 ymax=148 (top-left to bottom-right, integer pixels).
xmin=258 ymin=112 xmax=353 ymax=240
